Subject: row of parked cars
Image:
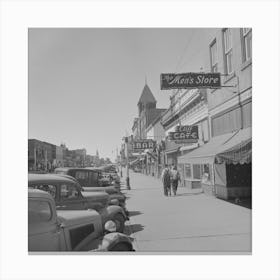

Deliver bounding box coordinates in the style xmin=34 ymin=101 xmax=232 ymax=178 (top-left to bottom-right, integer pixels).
xmin=28 ymin=166 xmax=135 ymax=252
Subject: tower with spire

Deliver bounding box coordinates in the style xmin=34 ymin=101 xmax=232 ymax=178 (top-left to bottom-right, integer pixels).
xmin=136 ymin=82 xmax=166 ymax=139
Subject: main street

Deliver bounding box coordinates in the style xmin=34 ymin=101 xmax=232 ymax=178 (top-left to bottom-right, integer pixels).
xmin=122 ymin=171 xmax=251 ymax=253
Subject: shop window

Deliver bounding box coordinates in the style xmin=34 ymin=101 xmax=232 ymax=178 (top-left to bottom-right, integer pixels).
xmin=223 ymin=28 xmax=233 ymax=75
xmin=184 ymin=164 xmax=191 ymax=178
xmin=241 ymin=28 xmax=252 ymax=62
xmin=193 ymin=164 xmax=201 ymax=179
xmin=210 ymin=39 xmax=218 ymax=73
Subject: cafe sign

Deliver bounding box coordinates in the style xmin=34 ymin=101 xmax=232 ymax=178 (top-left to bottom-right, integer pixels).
xmin=168 ymin=125 xmax=198 ymax=143
xmin=160 ymin=72 xmax=221 ymax=90
xmin=133 ymin=140 xmax=156 ymax=150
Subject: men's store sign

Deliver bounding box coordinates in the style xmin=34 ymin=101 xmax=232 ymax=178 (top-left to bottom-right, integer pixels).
xmin=160 ymin=72 xmax=221 ymax=90
xmin=168 ymin=125 xmax=198 ymax=143
xmin=133 ymin=140 xmax=156 ymax=150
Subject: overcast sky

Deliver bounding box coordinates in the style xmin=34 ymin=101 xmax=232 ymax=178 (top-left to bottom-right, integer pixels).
xmin=29 ymin=28 xmax=206 ymax=160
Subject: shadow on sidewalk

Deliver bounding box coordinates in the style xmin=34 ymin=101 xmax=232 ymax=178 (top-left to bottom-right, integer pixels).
xmin=128 ymin=210 xmax=142 ymax=217
xmin=176 ymin=191 xmax=203 ymax=197
xmin=126 ymin=223 xmax=145 ymax=235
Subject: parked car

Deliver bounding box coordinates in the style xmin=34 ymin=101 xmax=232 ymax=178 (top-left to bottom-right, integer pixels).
xmin=98 ymin=165 xmax=121 ymax=184
xmin=99 ymin=173 xmax=112 ymax=186
xmin=28 ymin=174 xmax=128 ymax=232
xmin=28 ymin=189 xmax=134 ymax=251
xmin=54 ymin=167 xmax=127 ymax=214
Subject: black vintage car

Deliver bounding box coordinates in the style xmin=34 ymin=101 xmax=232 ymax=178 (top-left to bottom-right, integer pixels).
xmin=54 ymin=167 xmax=127 ymax=215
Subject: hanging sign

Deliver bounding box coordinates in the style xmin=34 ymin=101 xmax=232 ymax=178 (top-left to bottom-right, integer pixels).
xmin=168 ymin=125 xmax=198 ymax=143
xmin=160 ymin=72 xmax=221 ymax=90
xmin=133 ymin=140 xmax=156 ymax=150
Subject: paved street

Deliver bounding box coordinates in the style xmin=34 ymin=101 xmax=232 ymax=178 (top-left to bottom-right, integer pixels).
xmin=122 ymin=171 xmax=251 ymax=253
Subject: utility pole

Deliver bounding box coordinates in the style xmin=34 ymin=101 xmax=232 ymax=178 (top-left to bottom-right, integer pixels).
xmin=34 ymin=147 xmax=37 ymax=170
xmin=125 ymin=137 xmax=131 ymax=190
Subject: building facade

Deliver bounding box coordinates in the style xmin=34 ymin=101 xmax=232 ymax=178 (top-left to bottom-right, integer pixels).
xmin=177 ymin=28 xmax=252 ymax=200
xmin=28 ymin=139 xmax=55 ymax=171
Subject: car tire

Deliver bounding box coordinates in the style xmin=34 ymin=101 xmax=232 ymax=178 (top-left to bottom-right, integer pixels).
xmin=113 ymin=213 xmax=125 ymax=233
xmin=110 ymin=242 xmax=133 ymax=251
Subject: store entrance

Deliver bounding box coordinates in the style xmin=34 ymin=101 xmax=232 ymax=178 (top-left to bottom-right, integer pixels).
xmin=225 ymin=163 xmax=252 ymax=208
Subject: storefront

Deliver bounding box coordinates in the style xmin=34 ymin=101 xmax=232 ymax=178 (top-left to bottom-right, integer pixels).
xmin=178 ymin=127 xmax=251 ymax=200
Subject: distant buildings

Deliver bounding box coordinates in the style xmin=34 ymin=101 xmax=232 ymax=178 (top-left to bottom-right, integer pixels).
xmin=28 ymin=140 xmax=109 ymax=171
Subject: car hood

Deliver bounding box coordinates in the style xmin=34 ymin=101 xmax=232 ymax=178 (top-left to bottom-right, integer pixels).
xmin=57 ymin=209 xmax=102 ymax=227
xmin=82 ymin=186 xmax=118 ymax=195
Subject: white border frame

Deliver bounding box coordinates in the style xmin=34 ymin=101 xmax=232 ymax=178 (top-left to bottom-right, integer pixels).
xmin=1 ymin=0 xmax=280 ymax=280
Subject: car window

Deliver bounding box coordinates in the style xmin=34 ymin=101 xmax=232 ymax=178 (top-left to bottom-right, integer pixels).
xmin=60 ymin=184 xmax=80 ymax=200
xmin=74 ymin=171 xmax=90 ymax=186
xmin=89 ymin=172 xmax=99 ymax=185
xmin=30 ymin=184 xmax=57 ymax=199
xmin=28 ymin=200 xmax=52 ymax=224
xmin=75 ymin=171 xmax=89 ymax=180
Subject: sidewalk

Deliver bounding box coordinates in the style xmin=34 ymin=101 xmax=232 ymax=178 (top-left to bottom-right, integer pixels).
xmin=121 ymin=171 xmax=251 ymax=253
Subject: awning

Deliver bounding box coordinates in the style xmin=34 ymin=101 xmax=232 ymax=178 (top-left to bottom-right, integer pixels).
xmin=216 ymin=127 xmax=252 ymax=164
xmin=165 ymin=147 xmax=180 ymax=155
xmin=180 ymin=143 xmax=199 ymax=152
xmin=177 ymin=127 xmax=251 ymax=165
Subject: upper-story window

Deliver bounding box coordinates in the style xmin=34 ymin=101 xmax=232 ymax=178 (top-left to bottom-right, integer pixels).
xmin=210 ymin=39 xmax=218 ymax=73
xmin=241 ymin=28 xmax=252 ymax=62
xmin=223 ymin=28 xmax=233 ymax=74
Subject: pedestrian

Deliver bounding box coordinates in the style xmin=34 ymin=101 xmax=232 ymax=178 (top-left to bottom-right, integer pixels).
xmin=161 ymin=164 xmax=171 ymax=196
xmin=170 ymin=165 xmax=180 ymax=196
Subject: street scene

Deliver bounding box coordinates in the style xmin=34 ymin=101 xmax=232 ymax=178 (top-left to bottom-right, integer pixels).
xmin=28 ymin=28 xmax=252 ymax=253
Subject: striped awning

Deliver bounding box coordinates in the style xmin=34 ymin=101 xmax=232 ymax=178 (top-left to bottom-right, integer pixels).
xmin=178 ymin=127 xmax=251 ymax=165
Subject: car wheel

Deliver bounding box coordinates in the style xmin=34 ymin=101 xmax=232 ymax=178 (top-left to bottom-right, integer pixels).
xmin=110 ymin=242 xmax=133 ymax=251
xmin=113 ymin=213 xmax=125 ymax=233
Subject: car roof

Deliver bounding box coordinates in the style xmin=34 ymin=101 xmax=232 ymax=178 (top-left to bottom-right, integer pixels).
xmin=28 ymin=173 xmax=78 ymax=184
xmin=55 ymin=167 xmax=100 ymax=172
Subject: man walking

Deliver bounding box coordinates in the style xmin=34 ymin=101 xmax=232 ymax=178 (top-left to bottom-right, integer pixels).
xmin=161 ymin=164 xmax=171 ymax=196
xmin=171 ymin=165 xmax=180 ymax=196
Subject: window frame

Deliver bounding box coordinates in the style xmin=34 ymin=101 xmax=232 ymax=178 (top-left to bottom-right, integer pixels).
xmin=28 ymin=199 xmax=53 ymax=224
xmin=184 ymin=163 xmax=192 ymax=178
xmin=241 ymin=28 xmax=252 ymax=62
xmin=209 ymin=39 xmax=218 ymax=73
xmin=222 ymin=28 xmax=233 ymax=75
xmin=192 ymin=164 xmax=202 ymax=180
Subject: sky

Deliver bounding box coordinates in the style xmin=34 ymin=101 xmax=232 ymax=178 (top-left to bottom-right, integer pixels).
xmin=28 ymin=28 xmax=207 ymax=160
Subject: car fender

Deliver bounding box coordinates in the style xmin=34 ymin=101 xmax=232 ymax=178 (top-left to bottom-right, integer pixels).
xmin=90 ymin=232 xmax=134 ymax=251
xmin=106 ymin=205 xmax=128 ymax=220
